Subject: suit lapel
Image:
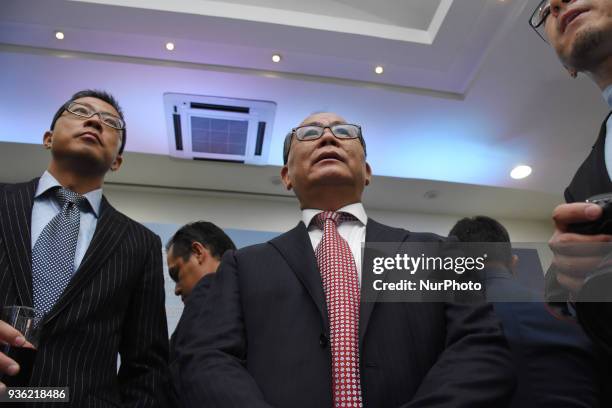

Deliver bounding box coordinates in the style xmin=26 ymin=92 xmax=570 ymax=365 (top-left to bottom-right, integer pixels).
xmin=359 ymin=219 xmax=408 ymax=347
xmin=42 ymin=197 xmax=129 ymax=326
xmin=0 ymin=179 xmax=38 ymax=307
xmin=566 ymin=111 xmax=612 ymax=202
xmin=269 ymin=222 xmax=329 ymax=333
xmin=592 ymin=111 xmax=612 ymax=187
xmin=268 ymin=218 xmax=409 ymax=344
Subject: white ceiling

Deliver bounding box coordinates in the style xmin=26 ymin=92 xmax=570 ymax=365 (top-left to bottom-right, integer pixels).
xmin=1 ymin=0 xmax=515 ymax=93
xmin=216 ymin=0 xmax=441 ymax=30
xmin=70 ymin=0 xmax=446 ymax=42
xmin=0 ymin=0 xmax=609 ymax=220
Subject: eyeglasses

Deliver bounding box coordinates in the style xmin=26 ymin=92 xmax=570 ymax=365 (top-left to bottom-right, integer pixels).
xmin=65 ymin=102 xmax=125 ymax=130
xmin=292 ymin=124 xmax=362 ymax=141
xmin=529 ymin=0 xmax=552 ymax=42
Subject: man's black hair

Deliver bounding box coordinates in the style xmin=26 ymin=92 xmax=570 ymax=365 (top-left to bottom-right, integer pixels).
xmin=50 ymin=89 xmax=127 ymax=154
xmin=282 ymin=129 xmax=367 ymax=165
xmin=449 ymin=215 xmax=513 ymax=267
xmin=166 ymin=221 xmax=236 ymax=263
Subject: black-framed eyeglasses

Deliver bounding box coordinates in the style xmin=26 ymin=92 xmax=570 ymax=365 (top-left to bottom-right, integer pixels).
xmin=529 ymin=0 xmax=552 ymax=42
xmin=292 ymin=124 xmax=362 ymax=141
xmin=64 ymin=101 xmax=125 ymax=130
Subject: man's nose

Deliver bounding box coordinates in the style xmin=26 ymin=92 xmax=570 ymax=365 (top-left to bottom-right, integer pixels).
xmin=549 ymin=0 xmax=574 ymax=17
xmin=174 ymin=284 xmax=181 ymax=297
xmin=318 ymin=127 xmax=340 ymax=146
xmin=83 ymin=115 xmax=104 ymax=132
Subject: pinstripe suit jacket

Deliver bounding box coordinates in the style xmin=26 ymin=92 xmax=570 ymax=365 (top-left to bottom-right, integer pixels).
xmin=0 ymin=179 xmax=169 ymax=407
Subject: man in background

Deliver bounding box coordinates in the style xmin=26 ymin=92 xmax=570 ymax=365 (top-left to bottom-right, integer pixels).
xmin=166 ymin=220 xmax=236 ymax=354
xmin=166 ymin=221 xmax=236 ymax=407
xmin=450 ymin=215 xmax=602 ymax=407
xmin=529 ymin=0 xmax=612 ymax=352
xmin=176 ymin=112 xmax=515 ymax=407
xmin=166 ymin=221 xmax=236 ymax=304
xmin=0 ymin=90 xmax=169 ymax=406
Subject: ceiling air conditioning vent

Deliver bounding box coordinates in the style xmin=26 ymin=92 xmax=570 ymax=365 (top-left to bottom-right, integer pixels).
xmin=164 ymin=93 xmax=276 ymax=165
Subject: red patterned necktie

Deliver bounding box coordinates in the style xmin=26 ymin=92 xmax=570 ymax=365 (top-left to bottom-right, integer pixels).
xmin=314 ymin=211 xmax=362 ymax=408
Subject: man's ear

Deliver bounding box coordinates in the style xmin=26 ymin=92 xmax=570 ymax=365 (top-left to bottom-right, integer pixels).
xmin=110 ymin=155 xmax=123 ymax=172
xmin=564 ymin=65 xmax=578 ymax=78
xmin=364 ymin=162 xmax=372 ymax=186
xmin=281 ymin=165 xmax=293 ymax=190
xmin=192 ymin=242 xmax=208 ymax=264
xmin=510 ymin=254 xmax=519 ymax=276
xmin=43 ymin=131 xmax=53 ymax=149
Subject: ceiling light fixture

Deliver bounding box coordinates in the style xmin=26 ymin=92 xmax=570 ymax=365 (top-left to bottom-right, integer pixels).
xmin=165 ymin=42 xmax=175 ymax=51
xmin=375 ymin=66 xmax=384 ymax=74
xmin=272 ymin=54 xmax=282 ymax=63
xmin=510 ymin=165 xmax=532 ymax=179
xmin=55 ymin=31 xmax=65 ymax=40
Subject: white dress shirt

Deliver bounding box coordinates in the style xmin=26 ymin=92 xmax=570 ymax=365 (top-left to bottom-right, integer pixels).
xmin=302 ymin=202 xmax=368 ymax=287
xmin=601 ymin=85 xmax=612 ymax=180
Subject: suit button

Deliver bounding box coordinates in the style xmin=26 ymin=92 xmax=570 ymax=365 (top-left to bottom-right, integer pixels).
xmin=319 ymin=333 xmax=328 ymax=348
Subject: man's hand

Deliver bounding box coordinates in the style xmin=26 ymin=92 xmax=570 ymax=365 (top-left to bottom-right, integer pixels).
xmin=0 ymin=320 xmax=28 ymax=392
xmin=549 ymin=202 xmax=612 ymax=293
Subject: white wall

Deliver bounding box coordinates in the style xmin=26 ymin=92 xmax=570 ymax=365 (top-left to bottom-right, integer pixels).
xmin=104 ymin=183 xmax=554 ymax=335
xmin=104 ymin=184 xmax=553 ymax=242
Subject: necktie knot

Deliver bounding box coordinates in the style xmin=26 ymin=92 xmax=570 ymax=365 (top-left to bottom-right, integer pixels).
xmin=55 ymin=188 xmax=88 ymax=211
xmin=315 ymin=211 xmax=340 ymax=229
xmin=314 ymin=211 xmax=357 ymax=230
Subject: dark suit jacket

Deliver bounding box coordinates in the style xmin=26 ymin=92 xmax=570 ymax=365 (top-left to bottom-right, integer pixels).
xmin=563 ymin=111 xmax=612 ymax=203
xmin=170 ymin=273 xmax=216 ymax=361
xmin=168 ymin=273 xmax=216 ymax=408
xmin=0 ymin=179 xmax=169 ymax=407
xmin=545 ymin=112 xmax=612 ymax=357
xmin=487 ymin=268 xmax=601 ymax=407
xmin=176 ymin=219 xmax=515 ymax=407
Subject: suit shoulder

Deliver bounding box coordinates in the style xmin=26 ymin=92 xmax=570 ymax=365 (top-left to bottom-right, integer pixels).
xmin=0 ymin=179 xmax=38 ymax=196
xmin=233 ymin=241 xmax=273 ymax=258
xmin=104 ymin=201 xmax=160 ymax=244
xmin=367 ymin=219 xmax=446 ymax=243
xmin=407 ymin=231 xmax=447 ymax=242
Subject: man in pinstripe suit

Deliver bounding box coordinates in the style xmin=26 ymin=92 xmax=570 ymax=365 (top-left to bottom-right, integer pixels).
xmin=0 ymin=90 xmax=169 ymax=406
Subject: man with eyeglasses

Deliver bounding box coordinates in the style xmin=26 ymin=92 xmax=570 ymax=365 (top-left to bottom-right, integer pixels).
xmin=0 ymin=90 xmax=169 ymax=406
xmin=175 ymin=112 xmax=514 ymax=407
xmin=529 ymin=0 xmax=612 ymax=354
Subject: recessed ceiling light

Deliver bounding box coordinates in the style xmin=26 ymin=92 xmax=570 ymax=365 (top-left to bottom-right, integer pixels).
xmin=510 ymin=165 xmax=532 ymax=179
xmin=55 ymin=31 xmax=65 ymax=40
xmin=165 ymin=42 xmax=175 ymax=51
xmin=375 ymin=66 xmax=384 ymax=74
xmin=272 ymin=54 xmax=282 ymax=63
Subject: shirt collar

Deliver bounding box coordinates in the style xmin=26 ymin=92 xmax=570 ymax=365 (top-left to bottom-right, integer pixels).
xmin=302 ymin=202 xmax=368 ymax=229
xmin=604 ymin=84 xmax=612 ymax=109
xmin=35 ymin=171 xmax=103 ymax=217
